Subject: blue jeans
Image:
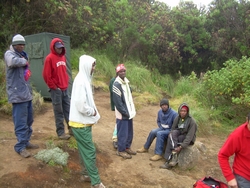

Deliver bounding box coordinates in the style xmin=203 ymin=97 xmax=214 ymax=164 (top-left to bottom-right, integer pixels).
xmin=144 ymin=128 xmax=170 ymax=155
xmin=12 ymin=101 xmax=33 ymax=153
xmin=116 ymin=119 xmax=133 ymax=152
xmin=50 ymin=88 xmax=70 ymax=136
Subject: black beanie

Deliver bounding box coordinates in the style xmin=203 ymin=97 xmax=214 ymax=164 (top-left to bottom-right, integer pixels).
xmin=160 ymin=98 xmax=169 ymax=106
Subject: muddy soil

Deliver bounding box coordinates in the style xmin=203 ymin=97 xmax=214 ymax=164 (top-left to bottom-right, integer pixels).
xmin=0 ymin=90 xmax=228 ymax=188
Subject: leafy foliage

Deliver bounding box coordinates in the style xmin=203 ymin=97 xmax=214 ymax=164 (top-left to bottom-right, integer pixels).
xmin=0 ymin=0 xmax=250 ymax=77
xmin=196 ymin=56 xmax=250 ymax=123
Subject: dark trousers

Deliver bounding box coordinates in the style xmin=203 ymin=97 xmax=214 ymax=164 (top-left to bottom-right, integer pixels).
xmin=235 ymin=174 xmax=250 ymax=188
xmin=116 ymin=119 xmax=133 ymax=152
xmin=12 ymin=101 xmax=33 ymax=153
xmin=50 ymin=88 xmax=70 ymax=136
xmin=164 ymin=129 xmax=185 ymax=161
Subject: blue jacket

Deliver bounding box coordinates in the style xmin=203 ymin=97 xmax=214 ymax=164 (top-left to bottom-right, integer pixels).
xmin=4 ymin=45 xmax=32 ymax=103
xmin=157 ymin=108 xmax=178 ymax=130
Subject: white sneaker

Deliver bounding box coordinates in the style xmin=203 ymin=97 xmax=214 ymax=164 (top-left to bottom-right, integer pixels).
xmin=91 ymin=182 xmax=105 ymax=188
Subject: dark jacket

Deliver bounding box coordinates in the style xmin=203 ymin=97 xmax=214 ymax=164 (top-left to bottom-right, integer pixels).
xmin=112 ymin=76 xmax=136 ymax=120
xmin=171 ymin=103 xmax=197 ymax=148
xmin=109 ymin=77 xmax=116 ymax=111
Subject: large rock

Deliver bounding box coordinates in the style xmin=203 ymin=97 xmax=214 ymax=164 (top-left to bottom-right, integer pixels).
xmin=178 ymin=143 xmax=203 ymax=170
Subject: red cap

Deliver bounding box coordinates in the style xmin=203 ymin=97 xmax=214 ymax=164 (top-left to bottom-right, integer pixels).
xmin=181 ymin=106 xmax=188 ymax=111
xmin=116 ymin=64 xmax=126 ymax=73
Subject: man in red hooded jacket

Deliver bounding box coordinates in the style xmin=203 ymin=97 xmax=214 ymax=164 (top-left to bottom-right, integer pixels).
xmin=218 ymin=114 xmax=250 ymax=188
xmin=42 ymin=38 xmax=72 ymax=140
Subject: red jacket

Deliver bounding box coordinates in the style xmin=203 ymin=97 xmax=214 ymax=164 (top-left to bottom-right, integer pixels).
xmin=42 ymin=38 xmax=69 ymax=90
xmin=218 ymin=122 xmax=250 ymax=182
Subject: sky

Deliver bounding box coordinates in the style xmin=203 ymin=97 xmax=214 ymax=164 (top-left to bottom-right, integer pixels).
xmin=156 ymin=0 xmax=212 ymax=8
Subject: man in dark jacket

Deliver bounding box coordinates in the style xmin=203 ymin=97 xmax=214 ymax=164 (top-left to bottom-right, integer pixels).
xmin=112 ymin=64 xmax=136 ymax=159
xmin=4 ymin=34 xmax=39 ymax=158
xmin=160 ymin=103 xmax=197 ymax=169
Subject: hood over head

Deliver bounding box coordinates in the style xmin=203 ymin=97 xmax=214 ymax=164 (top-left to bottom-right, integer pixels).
xmin=178 ymin=102 xmax=190 ymax=116
xmin=50 ymin=38 xmax=65 ymax=56
xmin=79 ymin=55 xmax=96 ymax=82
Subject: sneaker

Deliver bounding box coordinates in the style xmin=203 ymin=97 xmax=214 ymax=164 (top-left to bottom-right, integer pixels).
xmin=125 ymin=148 xmax=137 ymax=155
xmin=91 ymin=182 xmax=105 ymax=188
xmin=137 ymin=147 xmax=148 ymax=153
xmin=80 ymin=175 xmax=91 ymax=182
xmin=116 ymin=151 xmax=132 ymax=159
xmin=159 ymin=162 xmax=172 ymax=169
xmin=150 ymin=154 xmax=162 ymax=161
xmin=113 ymin=141 xmax=118 ymax=149
xmin=168 ymin=152 xmax=178 ymax=167
xmin=26 ymin=143 xmax=39 ymax=149
xmin=19 ymin=149 xmax=31 ymax=158
xmin=58 ymin=133 xmax=71 ymax=140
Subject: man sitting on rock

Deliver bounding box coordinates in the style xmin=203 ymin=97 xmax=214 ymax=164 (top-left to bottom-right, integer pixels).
xmin=160 ymin=103 xmax=197 ymax=169
xmin=137 ymin=99 xmax=177 ymax=161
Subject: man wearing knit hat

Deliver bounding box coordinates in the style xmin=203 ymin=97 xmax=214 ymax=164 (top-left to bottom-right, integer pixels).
xmin=112 ymin=64 xmax=136 ymax=159
xmin=43 ymin=38 xmax=72 ymax=140
xmin=4 ymin=34 xmax=38 ymax=158
xmin=160 ymin=103 xmax=197 ymax=169
xmin=137 ymin=99 xmax=178 ymax=161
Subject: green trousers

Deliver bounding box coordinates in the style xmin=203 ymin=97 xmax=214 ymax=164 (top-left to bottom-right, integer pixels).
xmin=72 ymin=127 xmax=101 ymax=186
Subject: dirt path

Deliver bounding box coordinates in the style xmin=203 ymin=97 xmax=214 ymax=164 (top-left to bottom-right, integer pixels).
xmin=0 ymin=90 xmax=228 ymax=188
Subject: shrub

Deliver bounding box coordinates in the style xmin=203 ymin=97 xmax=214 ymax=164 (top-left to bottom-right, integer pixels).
xmin=196 ymin=57 xmax=250 ymax=124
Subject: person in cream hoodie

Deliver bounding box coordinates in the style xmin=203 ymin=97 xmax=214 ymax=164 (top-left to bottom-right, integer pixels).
xmin=69 ymin=55 xmax=105 ymax=188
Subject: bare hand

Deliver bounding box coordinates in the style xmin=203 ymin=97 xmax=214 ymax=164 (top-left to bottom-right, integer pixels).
xmin=228 ymin=178 xmax=238 ymax=188
xmin=174 ymin=146 xmax=182 ymax=153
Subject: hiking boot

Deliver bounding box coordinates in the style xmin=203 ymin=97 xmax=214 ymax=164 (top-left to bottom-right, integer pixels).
xmin=125 ymin=148 xmax=137 ymax=155
xmin=150 ymin=154 xmax=162 ymax=161
xmin=58 ymin=133 xmax=71 ymax=140
xmin=26 ymin=143 xmax=39 ymax=149
xmin=160 ymin=162 xmax=172 ymax=169
xmin=168 ymin=152 xmax=178 ymax=167
xmin=19 ymin=149 xmax=31 ymax=158
xmin=80 ymin=175 xmax=91 ymax=182
xmin=91 ymin=182 xmax=105 ymax=188
xmin=116 ymin=151 xmax=132 ymax=159
xmin=113 ymin=141 xmax=118 ymax=149
xmin=137 ymin=147 xmax=148 ymax=153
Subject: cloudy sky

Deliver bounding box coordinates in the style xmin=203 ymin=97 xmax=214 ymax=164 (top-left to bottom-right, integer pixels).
xmin=156 ymin=0 xmax=212 ymax=8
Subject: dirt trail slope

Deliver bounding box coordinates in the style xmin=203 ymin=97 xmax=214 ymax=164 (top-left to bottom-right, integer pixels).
xmin=0 ymin=90 xmax=227 ymax=188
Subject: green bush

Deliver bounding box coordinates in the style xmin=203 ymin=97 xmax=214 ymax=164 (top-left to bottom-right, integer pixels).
xmin=196 ymin=56 xmax=250 ymax=124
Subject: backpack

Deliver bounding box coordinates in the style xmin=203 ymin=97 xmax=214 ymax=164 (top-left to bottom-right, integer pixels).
xmin=193 ymin=176 xmax=228 ymax=188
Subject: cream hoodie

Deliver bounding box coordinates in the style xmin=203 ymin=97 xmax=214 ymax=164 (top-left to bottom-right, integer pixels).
xmin=69 ymin=55 xmax=100 ymax=127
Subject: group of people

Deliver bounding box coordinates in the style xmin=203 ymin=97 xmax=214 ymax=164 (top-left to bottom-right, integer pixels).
xmin=4 ymin=34 xmax=250 ymax=188
xmin=4 ymin=34 xmax=105 ymax=188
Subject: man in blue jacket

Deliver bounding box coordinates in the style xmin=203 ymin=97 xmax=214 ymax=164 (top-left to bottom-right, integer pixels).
xmin=137 ymin=99 xmax=178 ymax=161
xmin=4 ymin=34 xmax=39 ymax=158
